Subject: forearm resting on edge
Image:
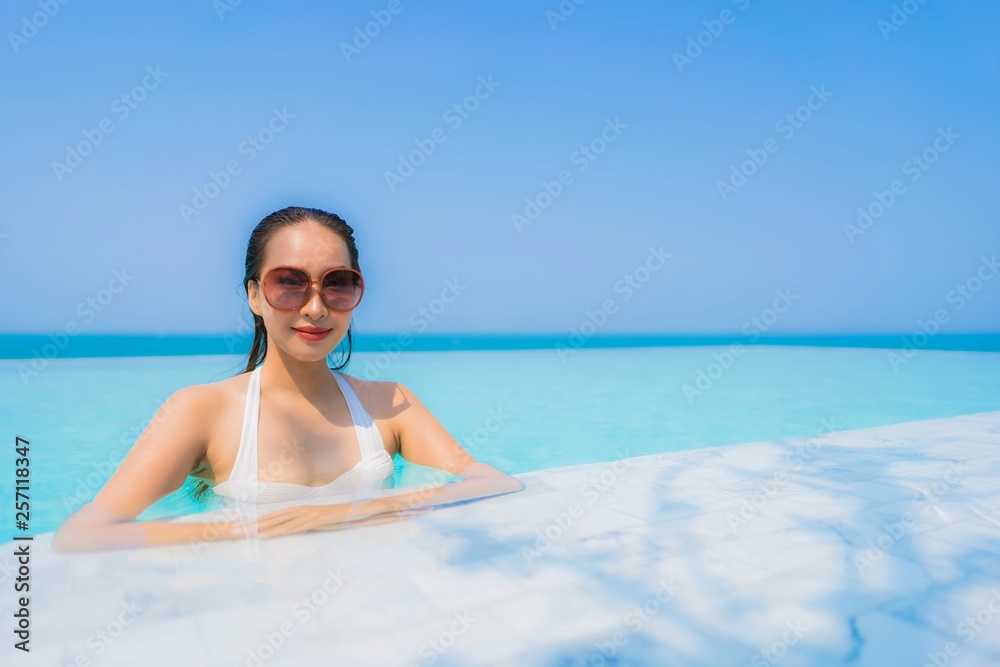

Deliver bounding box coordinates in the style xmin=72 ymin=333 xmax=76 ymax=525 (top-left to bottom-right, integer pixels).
xmin=51 ymin=502 xmax=240 ymax=554
xmin=377 ymin=464 xmax=524 ymax=513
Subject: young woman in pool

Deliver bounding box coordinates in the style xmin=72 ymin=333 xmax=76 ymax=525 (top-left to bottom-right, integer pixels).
xmin=53 ymin=206 xmax=524 ymax=553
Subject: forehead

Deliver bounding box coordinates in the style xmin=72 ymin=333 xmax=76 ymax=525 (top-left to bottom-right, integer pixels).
xmin=262 ymin=222 xmax=351 ymax=271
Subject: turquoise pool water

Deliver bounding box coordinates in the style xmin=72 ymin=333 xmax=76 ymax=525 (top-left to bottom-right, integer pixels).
xmin=2 ymin=344 xmax=999 ymax=534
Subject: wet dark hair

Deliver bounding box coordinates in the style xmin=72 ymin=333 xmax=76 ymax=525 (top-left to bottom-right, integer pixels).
xmin=187 ymin=205 xmax=363 ymax=504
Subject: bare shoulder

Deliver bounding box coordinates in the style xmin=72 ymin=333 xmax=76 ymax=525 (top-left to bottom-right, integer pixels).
xmin=159 ymin=383 xmax=207 ymax=414
xmin=190 ymin=371 xmax=261 ymax=425
xmin=155 ymin=380 xmax=224 ymax=430
xmin=337 ymin=372 xmax=406 ymax=413
xmin=200 ymin=370 xmax=251 ymax=402
xmin=158 ymin=373 xmax=252 ymax=439
xmin=174 ymin=372 xmax=245 ymax=407
xmin=160 ymin=373 xmax=251 ymax=473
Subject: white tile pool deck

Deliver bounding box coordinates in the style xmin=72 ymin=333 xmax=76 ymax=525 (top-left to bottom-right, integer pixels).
xmin=7 ymin=410 xmax=1000 ymax=666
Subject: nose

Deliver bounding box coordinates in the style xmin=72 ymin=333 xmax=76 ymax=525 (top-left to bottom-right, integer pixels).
xmin=300 ymin=282 xmax=328 ymax=319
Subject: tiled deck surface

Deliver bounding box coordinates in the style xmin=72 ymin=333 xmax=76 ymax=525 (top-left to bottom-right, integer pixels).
xmin=7 ymin=411 xmax=1000 ymax=666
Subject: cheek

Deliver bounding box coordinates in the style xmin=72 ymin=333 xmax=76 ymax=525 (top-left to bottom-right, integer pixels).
xmin=259 ymin=310 xmax=293 ymax=335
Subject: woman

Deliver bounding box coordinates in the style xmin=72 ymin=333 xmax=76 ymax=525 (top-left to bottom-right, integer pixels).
xmin=53 ymin=206 xmax=524 ymax=553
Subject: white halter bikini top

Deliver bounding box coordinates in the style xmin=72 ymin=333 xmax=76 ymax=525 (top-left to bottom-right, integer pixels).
xmin=212 ymin=365 xmax=396 ymax=506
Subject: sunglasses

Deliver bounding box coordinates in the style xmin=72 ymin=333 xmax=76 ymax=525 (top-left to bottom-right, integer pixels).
xmin=259 ymin=266 xmax=365 ymax=312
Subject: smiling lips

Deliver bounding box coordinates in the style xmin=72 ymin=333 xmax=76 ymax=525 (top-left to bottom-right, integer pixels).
xmin=293 ymin=326 xmax=332 ymax=341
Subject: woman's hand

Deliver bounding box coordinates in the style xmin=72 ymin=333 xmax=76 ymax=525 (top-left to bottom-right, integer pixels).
xmin=251 ymin=498 xmax=431 ymax=538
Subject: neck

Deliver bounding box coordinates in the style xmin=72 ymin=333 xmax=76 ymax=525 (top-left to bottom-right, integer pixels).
xmin=258 ymin=347 xmax=339 ymax=401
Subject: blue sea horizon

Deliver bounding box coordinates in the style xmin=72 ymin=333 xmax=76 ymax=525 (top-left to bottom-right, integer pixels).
xmin=0 ymin=331 xmax=998 ymax=359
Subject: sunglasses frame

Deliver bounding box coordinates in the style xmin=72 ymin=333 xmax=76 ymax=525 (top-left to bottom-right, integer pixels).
xmin=258 ymin=265 xmax=365 ymax=313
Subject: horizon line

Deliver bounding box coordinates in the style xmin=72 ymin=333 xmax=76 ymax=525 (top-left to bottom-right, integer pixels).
xmin=1 ymin=331 xmax=998 ymax=360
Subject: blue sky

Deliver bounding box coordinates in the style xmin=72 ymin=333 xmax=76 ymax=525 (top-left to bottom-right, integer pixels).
xmin=1 ymin=0 xmax=997 ymax=336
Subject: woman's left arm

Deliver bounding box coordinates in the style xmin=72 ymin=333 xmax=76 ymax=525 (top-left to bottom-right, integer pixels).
xmin=384 ymin=381 xmax=525 ymax=511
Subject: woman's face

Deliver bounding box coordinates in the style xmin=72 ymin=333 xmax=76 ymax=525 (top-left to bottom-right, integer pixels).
xmin=247 ymin=221 xmax=358 ymax=363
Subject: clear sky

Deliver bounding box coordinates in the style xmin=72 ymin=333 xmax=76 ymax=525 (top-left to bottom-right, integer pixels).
xmin=1 ymin=0 xmax=997 ymax=336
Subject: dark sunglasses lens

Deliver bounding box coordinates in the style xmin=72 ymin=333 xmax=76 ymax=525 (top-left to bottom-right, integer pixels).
xmin=322 ymin=270 xmax=362 ymax=310
xmin=264 ymin=268 xmax=310 ymax=309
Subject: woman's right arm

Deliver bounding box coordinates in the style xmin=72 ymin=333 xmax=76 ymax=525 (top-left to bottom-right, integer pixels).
xmin=52 ymin=384 xmax=242 ymax=553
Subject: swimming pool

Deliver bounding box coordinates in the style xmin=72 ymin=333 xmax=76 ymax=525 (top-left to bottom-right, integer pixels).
xmin=1 ymin=344 xmax=998 ymax=535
